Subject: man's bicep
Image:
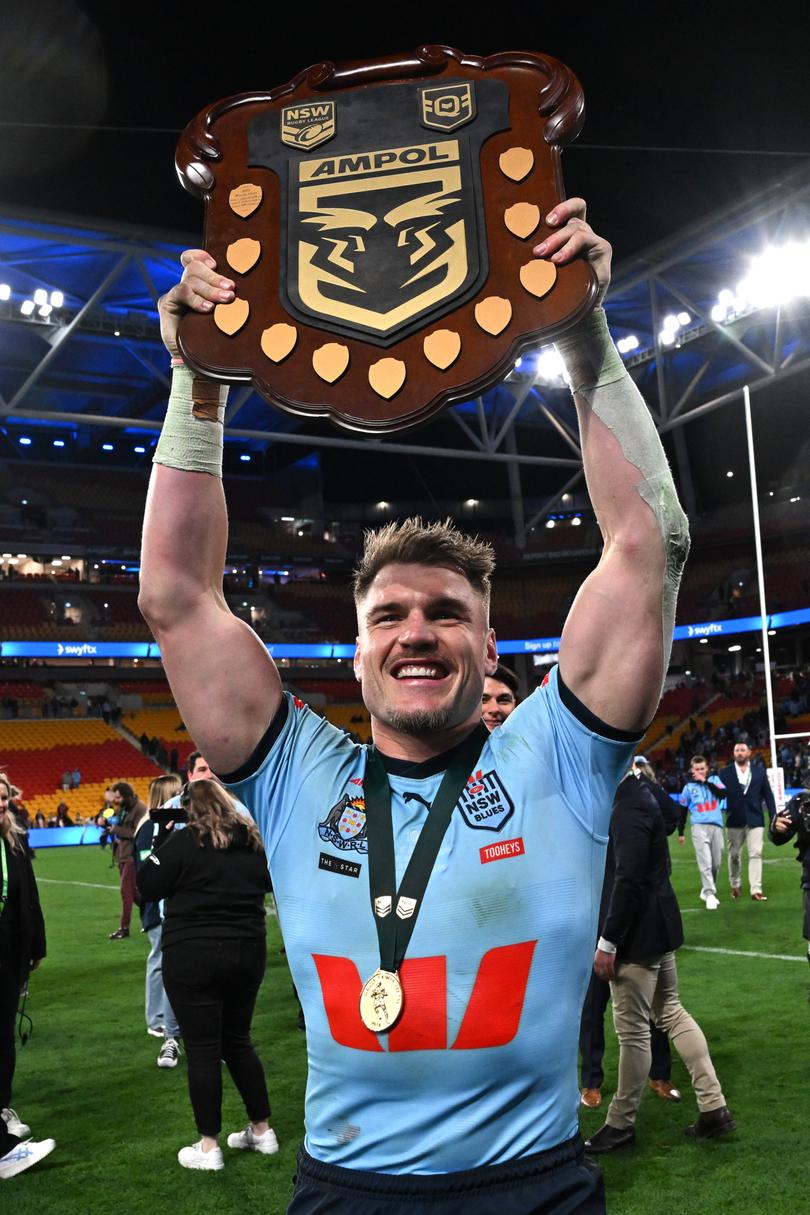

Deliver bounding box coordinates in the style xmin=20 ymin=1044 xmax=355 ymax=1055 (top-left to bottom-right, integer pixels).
xmin=559 ymin=542 xmax=665 ymax=733
xmin=155 ymin=600 xmax=282 ymax=774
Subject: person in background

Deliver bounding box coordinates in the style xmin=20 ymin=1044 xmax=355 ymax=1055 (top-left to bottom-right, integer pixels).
xmin=136 ymin=779 xmax=277 ymax=1171
xmin=718 ymin=741 xmax=776 ymax=901
xmin=55 ymin=803 xmax=73 ymax=828
xmin=481 ymin=664 xmax=519 ymax=731
xmin=0 ymin=774 xmax=55 ymax=1180
xmin=135 ymin=774 xmax=184 ymax=1067
xmin=108 ymin=782 xmax=148 ymax=940
xmin=678 ymin=756 xmax=727 ymax=909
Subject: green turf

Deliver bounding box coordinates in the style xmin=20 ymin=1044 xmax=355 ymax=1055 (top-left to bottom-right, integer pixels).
xmin=8 ymin=834 xmax=808 ymax=1212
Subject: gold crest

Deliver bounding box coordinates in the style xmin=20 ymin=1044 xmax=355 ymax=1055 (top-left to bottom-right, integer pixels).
xmin=420 ymin=83 xmax=475 ymax=132
xmin=281 ymin=100 xmax=336 ymax=151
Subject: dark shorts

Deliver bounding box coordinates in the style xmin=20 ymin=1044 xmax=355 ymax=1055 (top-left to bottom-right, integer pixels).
xmin=288 ymin=1134 xmax=605 ymax=1215
xmin=802 ymin=889 xmax=810 ymax=941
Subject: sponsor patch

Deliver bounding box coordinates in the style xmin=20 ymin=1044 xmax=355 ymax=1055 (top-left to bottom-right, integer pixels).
xmin=458 ymin=768 xmax=515 ymax=833
xmin=480 ymin=837 xmax=525 ymax=865
xmin=319 ymin=851 xmax=362 ymax=879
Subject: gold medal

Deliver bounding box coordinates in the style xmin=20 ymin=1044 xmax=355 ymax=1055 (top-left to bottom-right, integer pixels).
xmin=359 ymin=968 xmax=404 ymax=1033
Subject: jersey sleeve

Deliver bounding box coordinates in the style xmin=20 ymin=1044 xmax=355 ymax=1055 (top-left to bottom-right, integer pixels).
xmin=217 ymin=692 xmax=359 ymax=862
xmin=497 ymin=664 xmax=642 ymax=841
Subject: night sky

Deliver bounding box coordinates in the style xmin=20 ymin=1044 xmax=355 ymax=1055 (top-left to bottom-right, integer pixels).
xmin=1 ymin=3 xmax=806 ymax=263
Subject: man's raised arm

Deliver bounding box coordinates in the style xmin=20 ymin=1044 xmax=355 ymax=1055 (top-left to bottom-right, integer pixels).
xmin=138 ymin=251 xmax=282 ymax=774
xmin=536 ymin=201 xmax=690 ymax=733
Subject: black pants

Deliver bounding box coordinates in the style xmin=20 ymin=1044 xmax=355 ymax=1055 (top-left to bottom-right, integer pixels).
xmin=579 ymin=971 xmax=671 ymax=1088
xmin=289 ymin=1136 xmax=605 ymax=1215
xmin=162 ymin=937 xmax=271 ymax=1138
xmin=0 ymin=973 xmax=21 ymax=1158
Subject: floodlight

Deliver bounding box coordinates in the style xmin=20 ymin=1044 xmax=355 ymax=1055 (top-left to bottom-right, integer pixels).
xmin=0 ymin=284 xmax=10 ymax=301
xmin=659 ymin=329 xmax=676 ymax=346
xmin=18 ymin=436 xmax=31 ymax=445
xmin=20 ymin=300 xmax=35 ymax=316
xmin=53 ymin=439 xmax=64 ymax=447
xmin=571 ymin=516 xmax=581 ymax=526
xmin=545 ymin=519 xmax=555 ymax=529
xmin=465 ymin=499 xmax=479 ymax=506
xmin=50 ymin=291 xmax=64 ymax=307
xmin=102 ymin=443 xmax=114 ymax=451
xmin=536 ymin=348 xmax=566 ymax=383
xmin=133 ymin=446 xmax=145 ymax=454
xmin=728 ymin=645 xmax=742 ymax=652
xmin=677 ymin=311 xmax=690 ymax=326
xmin=240 ymin=454 xmax=251 ymax=462
xmin=33 ymin=289 xmax=47 ymax=306
xmin=39 ymin=304 xmax=52 ymax=318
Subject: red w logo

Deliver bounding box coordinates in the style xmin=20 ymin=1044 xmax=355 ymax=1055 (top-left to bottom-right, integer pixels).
xmin=313 ymin=941 xmax=536 ymax=1052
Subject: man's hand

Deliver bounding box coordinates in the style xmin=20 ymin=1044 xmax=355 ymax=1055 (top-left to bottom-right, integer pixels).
xmin=593 ymin=948 xmax=616 ymax=982
xmin=532 ymin=198 xmax=611 ymax=306
xmin=773 ymin=813 xmax=791 ymax=834
xmin=678 ymin=834 xmax=685 ymax=846
xmin=158 ymin=250 xmax=235 ymax=356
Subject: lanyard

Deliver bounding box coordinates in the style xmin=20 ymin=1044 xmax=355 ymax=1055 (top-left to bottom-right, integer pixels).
xmin=363 ymin=721 xmax=489 ymax=977
xmin=0 ymin=838 xmax=8 ymax=905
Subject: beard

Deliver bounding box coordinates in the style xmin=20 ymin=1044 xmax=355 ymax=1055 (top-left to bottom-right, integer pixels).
xmin=383 ymin=705 xmax=456 ymax=735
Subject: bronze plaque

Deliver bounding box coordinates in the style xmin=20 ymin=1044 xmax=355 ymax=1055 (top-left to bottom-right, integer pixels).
xmin=176 ymin=47 xmax=596 ymax=433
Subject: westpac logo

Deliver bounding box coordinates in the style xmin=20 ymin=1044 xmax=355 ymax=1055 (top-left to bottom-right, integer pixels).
xmin=313 ymin=940 xmax=536 ymax=1051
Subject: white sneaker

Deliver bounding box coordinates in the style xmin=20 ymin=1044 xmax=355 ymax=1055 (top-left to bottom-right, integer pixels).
xmin=227 ymin=1125 xmax=279 ymax=1155
xmin=706 ymin=894 xmax=719 ymax=910
xmin=157 ymin=1037 xmax=181 ymax=1068
xmin=699 ymin=891 xmax=707 ymax=902
xmin=0 ymin=1138 xmax=55 ymax=1180
xmin=177 ymin=1141 xmax=224 ymax=1171
xmin=147 ymin=1026 xmax=165 ymax=1039
xmin=1 ymin=1109 xmax=30 ymax=1138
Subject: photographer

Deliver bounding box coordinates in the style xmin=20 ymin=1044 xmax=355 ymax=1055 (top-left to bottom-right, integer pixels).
xmin=769 ymin=791 xmax=810 ymax=975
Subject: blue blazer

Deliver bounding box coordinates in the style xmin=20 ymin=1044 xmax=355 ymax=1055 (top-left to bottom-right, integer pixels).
xmin=718 ymin=762 xmax=776 ymax=829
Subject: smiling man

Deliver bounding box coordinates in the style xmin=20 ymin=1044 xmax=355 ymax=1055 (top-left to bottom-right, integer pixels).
xmin=482 ymin=665 xmax=519 ymax=731
xmin=139 ymin=198 xmax=689 ymax=1212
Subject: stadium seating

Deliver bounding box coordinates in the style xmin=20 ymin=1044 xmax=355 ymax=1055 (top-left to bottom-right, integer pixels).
xmin=0 ymin=718 xmax=163 ymax=822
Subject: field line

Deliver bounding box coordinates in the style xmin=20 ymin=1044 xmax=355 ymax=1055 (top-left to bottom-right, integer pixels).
xmin=681 ymin=944 xmax=806 ymax=963
xmin=38 ymin=877 xmax=119 ymax=891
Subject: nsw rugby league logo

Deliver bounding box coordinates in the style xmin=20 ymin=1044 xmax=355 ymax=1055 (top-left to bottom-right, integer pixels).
xmin=319 ymin=789 xmax=368 ymax=853
xmin=458 ymin=767 xmax=515 ymax=833
xmin=248 ymin=79 xmax=509 ymax=346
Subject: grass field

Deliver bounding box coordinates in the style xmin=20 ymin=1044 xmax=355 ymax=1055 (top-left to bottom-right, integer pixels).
xmin=8 ymin=834 xmax=808 ymax=1214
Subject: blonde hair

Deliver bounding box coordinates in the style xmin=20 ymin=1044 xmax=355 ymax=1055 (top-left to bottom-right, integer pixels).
xmin=352 ymin=517 xmax=495 ymax=615
xmin=0 ymin=775 xmax=25 ymax=854
xmin=148 ymin=774 xmax=182 ymax=810
xmin=181 ymin=779 xmax=263 ymax=853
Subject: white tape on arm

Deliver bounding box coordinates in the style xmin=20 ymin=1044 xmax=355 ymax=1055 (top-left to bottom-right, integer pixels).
xmin=153 ymin=364 xmax=228 ymax=479
xmin=556 ymin=309 xmax=690 ymax=677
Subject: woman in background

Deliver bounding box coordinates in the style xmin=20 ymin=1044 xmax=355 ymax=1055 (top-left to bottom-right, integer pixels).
xmin=0 ymin=774 xmax=54 ymax=1179
xmin=137 ymin=779 xmax=277 ymax=1171
xmin=135 ymin=774 xmax=183 ymax=1066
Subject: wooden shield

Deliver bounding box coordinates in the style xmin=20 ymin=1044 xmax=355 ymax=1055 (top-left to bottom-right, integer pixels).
xmin=176 ymin=47 xmax=596 ymax=433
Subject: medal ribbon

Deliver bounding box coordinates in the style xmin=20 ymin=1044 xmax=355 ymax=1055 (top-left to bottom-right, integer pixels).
xmin=363 ymin=721 xmax=489 ymax=975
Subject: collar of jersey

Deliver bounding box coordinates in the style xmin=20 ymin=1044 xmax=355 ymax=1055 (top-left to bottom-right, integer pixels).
xmin=375 ymin=726 xmax=484 ymax=780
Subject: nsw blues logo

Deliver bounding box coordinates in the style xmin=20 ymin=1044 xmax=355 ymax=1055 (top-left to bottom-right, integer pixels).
xmin=319 ymin=789 xmax=368 ymax=853
xmin=458 ymin=768 xmax=514 ymax=833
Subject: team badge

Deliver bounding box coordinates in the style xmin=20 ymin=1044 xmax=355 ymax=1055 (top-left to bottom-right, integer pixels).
xmin=458 ymin=768 xmax=515 ymax=833
xmin=281 ymin=100 xmax=336 ymax=151
xmin=420 ymin=82 xmax=476 ymax=131
xmin=319 ymin=791 xmax=368 ymax=853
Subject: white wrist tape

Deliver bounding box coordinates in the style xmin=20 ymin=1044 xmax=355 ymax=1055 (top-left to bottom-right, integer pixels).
xmin=153 ymin=365 xmax=228 ymax=479
xmin=556 ymin=309 xmax=690 ymax=679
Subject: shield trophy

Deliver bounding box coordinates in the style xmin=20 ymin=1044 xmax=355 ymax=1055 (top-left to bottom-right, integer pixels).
xmin=175 ymin=46 xmax=596 ymax=434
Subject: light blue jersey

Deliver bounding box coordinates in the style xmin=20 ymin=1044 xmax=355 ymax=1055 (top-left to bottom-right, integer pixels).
xmin=679 ymin=779 xmax=726 ymax=827
xmin=225 ymin=666 xmax=637 ymax=1174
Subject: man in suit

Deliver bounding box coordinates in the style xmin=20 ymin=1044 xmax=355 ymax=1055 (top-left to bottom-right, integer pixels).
xmin=719 ymin=741 xmax=776 ymax=901
xmin=584 ymin=770 xmax=735 ymax=1154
